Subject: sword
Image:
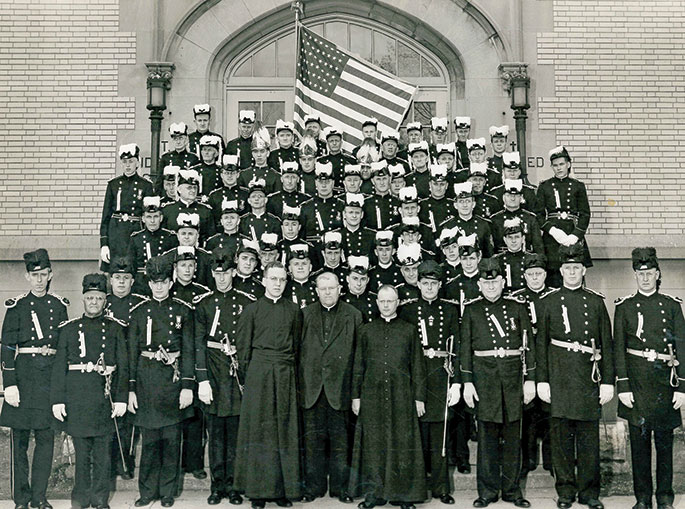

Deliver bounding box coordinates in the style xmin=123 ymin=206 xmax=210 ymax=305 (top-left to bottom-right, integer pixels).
xmin=96 ymin=353 xmax=128 ymax=475
xmin=442 ymin=334 xmax=455 ymax=457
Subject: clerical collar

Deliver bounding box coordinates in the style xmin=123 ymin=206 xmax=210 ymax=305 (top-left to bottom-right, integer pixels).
xmin=265 ymin=295 xmax=280 ymax=303
xmin=638 ymin=289 xmax=657 ymax=297
xmin=321 ymin=302 xmax=337 ymax=312
xmin=179 ymin=198 xmax=194 ymax=207
xmin=422 ymin=295 xmax=437 ymax=304
xmin=382 ymin=313 xmax=397 ymax=322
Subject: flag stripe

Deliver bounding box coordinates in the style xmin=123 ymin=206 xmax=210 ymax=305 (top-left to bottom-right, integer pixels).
xmin=338 ymin=72 xmax=408 ymax=116
xmin=293 ymin=100 xmax=363 ymax=151
xmin=346 ymin=58 xmax=415 ymax=98
xmin=294 ymin=91 xmax=364 ymax=142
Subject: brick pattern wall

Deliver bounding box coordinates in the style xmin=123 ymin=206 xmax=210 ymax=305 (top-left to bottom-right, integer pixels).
xmin=0 ymin=0 xmax=135 ymax=237
xmin=537 ymin=1 xmax=685 ymax=236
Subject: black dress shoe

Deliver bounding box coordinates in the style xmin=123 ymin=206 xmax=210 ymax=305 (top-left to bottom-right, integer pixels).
xmin=579 ymin=499 xmax=603 ymax=509
xmin=400 ymin=505 xmax=415 ymax=509
xmin=657 ymin=505 xmax=674 ymax=509
xmin=95 ymin=506 xmax=110 ymax=509
xmin=632 ymin=503 xmax=652 ymax=509
xmin=339 ymin=494 xmax=354 ymax=503
xmin=251 ymin=501 xmax=266 ymax=509
xmin=276 ymin=500 xmax=293 ymax=507
xmin=227 ymin=491 xmax=243 ymax=505
xmin=120 ymin=471 xmax=134 ymax=480
xmin=160 ymin=497 xmax=174 ymax=507
xmin=509 ymin=498 xmax=531 ymax=508
xmin=134 ymin=498 xmax=155 ymax=507
xmin=207 ymin=492 xmax=223 ymax=505
xmin=557 ymin=500 xmax=573 ymax=509
xmin=457 ymin=462 xmax=472 ymax=474
xmin=302 ymin=493 xmax=316 ymax=502
xmin=358 ymin=502 xmax=376 ymax=509
xmin=15 ymin=505 xmax=29 ymax=509
xmin=31 ymin=502 xmax=53 ymax=509
xmin=439 ymin=494 xmax=455 ymax=504
xmin=473 ymin=498 xmax=497 ymax=508
xmin=192 ymin=469 xmax=208 ymax=480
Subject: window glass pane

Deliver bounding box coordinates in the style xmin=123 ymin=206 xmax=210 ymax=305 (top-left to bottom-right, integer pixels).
xmin=233 ymin=58 xmax=251 ymax=77
xmin=373 ymin=31 xmax=396 ymax=75
xmin=349 ymin=24 xmax=372 ymax=61
xmin=253 ymin=43 xmax=276 ymax=77
xmin=414 ymin=102 xmax=436 ymax=125
xmin=326 ymin=22 xmax=348 ymax=49
xmin=421 ymin=57 xmax=440 ymax=78
xmin=238 ymin=101 xmax=261 ymax=122
xmin=262 ymin=101 xmax=285 ymax=127
xmin=398 ymin=42 xmax=420 ymax=77
xmin=277 ymin=32 xmax=296 ymax=77
xmin=310 ymin=23 xmax=324 ymax=36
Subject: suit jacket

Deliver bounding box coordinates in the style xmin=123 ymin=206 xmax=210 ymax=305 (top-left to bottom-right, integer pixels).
xmin=298 ymin=301 xmax=362 ymax=411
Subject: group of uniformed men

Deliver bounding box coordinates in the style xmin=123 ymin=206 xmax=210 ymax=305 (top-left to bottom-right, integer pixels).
xmin=1 ymin=105 xmax=683 ymax=509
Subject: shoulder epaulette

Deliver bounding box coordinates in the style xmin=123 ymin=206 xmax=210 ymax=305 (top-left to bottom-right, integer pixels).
xmin=539 ymin=287 xmax=557 ymax=299
xmin=207 ymin=188 xmax=222 ymax=198
xmin=195 ymin=202 xmax=211 ymax=210
xmin=206 ymin=232 xmax=222 ymax=241
xmin=510 ymin=287 xmax=526 ymax=296
xmin=172 ymin=297 xmax=194 ymax=309
xmin=583 ymin=287 xmax=605 ymax=299
xmin=614 ymin=293 xmax=636 ymax=306
xmin=300 ymin=197 xmax=314 ymax=206
xmin=5 ymin=291 xmax=29 ymax=308
xmin=192 ymin=291 xmax=213 ymax=305
xmin=58 ymin=316 xmax=80 ymax=328
xmin=130 ymin=299 xmax=148 ymax=312
xmin=403 ymin=298 xmax=418 ymax=304
xmin=490 ymin=184 xmax=504 ymax=193
xmin=521 ymin=209 xmax=536 ymax=217
xmin=490 ymin=209 xmax=504 ymax=219
xmin=197 ymin=247 xmax=210 ymax=255
xmin=439 ymin=297 xmax=458 ymax=306
xmin=540 ymin=287 xmax=561 ymax=300
xmin=523 ymin=183 xmax=537 ymax=190
xmin=161 ymin=227 xmax=175 ymax=235
xmin=235 ymin=288 xmax=257 ymax=301
xmin=131 ymin=293 xmax=149 ymax=302
xmin=463 ymin=296 xmax=482 ymax=306
xmin=49 ymin=293 xmax=70 ymax=306
xmin=442 ymin=298 xmax=460 ymax=306
xmin=130 ymin=229 xmax=145 ymax=238
xmin=108 ymin=174 xmax=121 ymax=183
xmin=161 ymin=247 xmax=175 ymax=257
xmin=661 ymin=292 xmax=683 ymax=304
xmin=484 ymin=192 xmax=498 ymax=199
xmin=194 ymin=283 xmax=210 ymax=293
xmin=161 ymin=201 xmax=174 ymax=208
xmin=105 ymin=315 xmax=127 ymax=328
xmin=267 ymin=212 xmax=281 ymax=220
xmin=504 ymin=294 xmax=527 ymax=304
xmin=141 ymin=175 xmax=153 ymax=183
xmin=476 ymin=215 xmax=492 ymax=223
xmin=266 ymin=191 xmax=279 ymax=198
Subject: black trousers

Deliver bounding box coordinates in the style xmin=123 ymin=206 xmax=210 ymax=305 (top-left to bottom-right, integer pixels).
xmin=448 ymin=400 xmax=472 ymax=464
xmin=11 ymin=428 xmax=54 ymax=506
xmin=550 ymin=417 xmax=599 ymax=502
xmin=476 ymin=419 xmax=522 ymax=501
xmin=628 ymin=424 xmax=674 ymax=506
xmin=419 ymin=421 xmax=451 ymax=496
xmin=181 ymin=406 xmax=205 ymax=473
xmin=73 ymin=435 xmax=111 ymax=508
xmin=207 ymin=414 xmax=239 ymax=494
xmin=111 ymin=413 xmax=136 ymax=477
xmin=302 ymin=393 xmax=349 ymax=498
xmin=138 ymin=424 xmax=181 ymax=500
xmin=522 ymin=402 xmax=551 ymax=471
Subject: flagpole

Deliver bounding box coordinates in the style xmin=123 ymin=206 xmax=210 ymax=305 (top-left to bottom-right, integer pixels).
xmin=291 ymin=1 xmax=302 ymax=94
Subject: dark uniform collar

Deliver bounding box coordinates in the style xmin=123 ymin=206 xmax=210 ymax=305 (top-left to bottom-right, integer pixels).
xmin=265 ymin=295 xmax=281 ymax=304
xmin=637 ymin=289 xmax=657 ymax=297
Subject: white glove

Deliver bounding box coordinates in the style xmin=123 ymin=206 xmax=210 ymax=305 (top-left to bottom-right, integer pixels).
xmin=52 ymin=403 xmax=67 ymax=422
xmin=618 ymin=392 xmax=634 ymax=409
xmin=4 ymin=385 xmax=20 ymax=407
xmin=537 ymin=382 xmax=551 ymax=403
xmin=673 ymin=392 xmax=685 ymax=410
xmin=128 ymin=391 xmax=138 ymax=414
xmin=523 ymin=380 xmax=536 ymax=405
xmin=463 ymin=382 xmax=479 ymax=408
xmin=447 ymin=383 xmax=461 ymax=406
xmin=198 ymin=380 xmax=213 ymax=405
xmin=352 ymin=398 xmax=360 ymax=416
xmin=100 ymin=246 xmax=111 ymax=263
xmin=179 ymin=388 xmax=194 ymax=409
xmin=599 ymin=384 xmax=614 ymax=406
xmin=111 ymin=402 xmax=127 ymax=418
xmin=416 ymin=400 xmax=425 ymax=417
xmin=548 ymin=227 xmax=568 ymax=245
xmin=566 ymin=234 xmax=579 ymax=246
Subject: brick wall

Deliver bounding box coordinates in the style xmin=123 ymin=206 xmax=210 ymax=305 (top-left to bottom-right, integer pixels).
xmin=537 ymin=1 xmax=685 ymax=237
xmin=0 ymin=0 xmax=135 ymax=238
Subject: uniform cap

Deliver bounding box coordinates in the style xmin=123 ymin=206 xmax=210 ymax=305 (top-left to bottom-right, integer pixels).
xmin=169 ymin=122 xmax=188 ymax=136
xmin=504 ymin=179 xmax=523 ymax=195
xmin=237 ymin=238 xmax=260 ymax=256
xmin=453 ymin=116 xmax=471 ymax=129
xmin=436 ymin=143 xmax=456 ymax=157
xmin=143 ymin=196 xmax=161 ymax=212
xmin=381 ymin=129 xmax=400 ymax=143
xmin=478 ymin=257 xmax=503 ymax=280
xmin=193 ymin=104 xmax=211 ymax=115
xmin=282 ymin=204 xmax=302 ymax=220
xmin=502 ymin=152 xmax=521 ymax=169
xmin=489 ymin=125 xmax=510 ymax=138
xmin=400 ymin=216 xmax=420 ymax=232
xmin=453 ymin=181 xmax=474 ymax=198
xmin=468 ymin=162 xmax=488 ymax=177
xmin=289 ymin=243 xmax=310 ymax=260
xmin=408 ymin=141 xmax=429 ymax=155
xmin=399 ymin=185 xmax=418 ymax=203
xmin=177 ymin=168 xmax=201 ymax=186
xmin=109 ymin=256 xmax=135 ymax=275
xmin=303 ymin=114 xmax=321 ymax=125
xmin=323 ymin=126 xmax=343 ymax=139
xmin=458 ymin=233 xmax=479 ymax=256
xmin=418 ymin=260 xmax=443 ymax=281
xmin=239 ymin=110 xmax=256 ymax=123
xmin=362 ymin=117 xmax=378 ymax=128
xmin=467 ymin=138 xmax=487 ymax=152
xmin=221 ymin=199 xmax=240 ymax=214
xmin=549 ymin=145 xmax=571 ymax=163
xmin=323 ymin=231 xmax=343 ymax=249
xmin=388 ymin=163 xmax=406 ymax=179
xmin=163 ymin=164 xmax=180 ymax=181
xmin=524 ymin=253 xmax=547 ymax=270
xmin=348 ymin=255 xmax=370 ymax=275
xmin=119 ymin=143 xmax=140 ymax=159
xmin=344 ymin=164 xmax=362 ymax=177
xmin=146 ymin=255 xmax=173 ymax=281
xmin=210 ymin=247 xmax=235 ymax=272
xmin=430 ymin=117 xmax=448 ymax=131
xmin=23 ymin=248 xmax=51 ymax=272
xmin=299 ymin=136 xmax=318 ymax=156
xmin=356 ymin=141 xmax=380 ymax=163
xmin=315 ymin=162 xmax=334 ymax=179
xmin=375 ymin=230 xmax=394 ymax=246
xmin=82 ymin=273 xmax=108 ymax=294
xmin=345 ymin=193 xmax=365 ymax=208
xmin=280 ymin=161 xmax=299 ymax=174
xmin=503 ymin=217 xmax=523 ymax=235
xmin=199 ymin=135 xmax=221 ymax=149
xmin=397 ymin=243 xmax=422 ymax=265
xmin=438 ymin=226 xmax=459 ymax=247
xmin=247 ymin=177 xmax=267 ymax=194
xmin=175 ymin=245 xmax=196 ymax=262
xmin=406 ymin=121 xmax=422 ymax=133
xmin=370 ymin=160 xmax=389 ymax=176
xmin=430 ymin=164 xmax=448 ymax=181
xmin=176 ymin=212 xmax=200 ymax=230
xmin=559 ymin=242 xmax=585 ymax=265
xmin=259 ymin=233 xmax=278 ymax=251
xmin=251 ymin=127 xmax=271 ymax=151
xmin=631 ymin=247 xmax=659 ymax=271
xmin=275 ymin=120 xmax=295 ymax=133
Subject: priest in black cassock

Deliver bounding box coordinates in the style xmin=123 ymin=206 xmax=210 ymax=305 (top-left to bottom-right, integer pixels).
xmin=233 ymin=261 xmax=303 ymax=509
xmin=348 ymin=285 xmax=427 ymax=509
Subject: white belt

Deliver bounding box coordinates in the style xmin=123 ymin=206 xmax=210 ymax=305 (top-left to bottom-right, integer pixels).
xmin=68 ymin=362 xmax=116 ymax=375
xmin=551 ymin=338 xmax=602 ymax=383
xmin=141 ymin=350 xmax=180 ymax=363
xmin=423 ymin=348 xmax=449 ymax=359
xmin=17 ymin=346 xmax=56 ymax=356
xmin=551 ymin=338 xmax=594 ymax=355
xmin=207 ymin=340 xmax=238 ymax=356
xmin=626 ymin=348 xmax=672 ymax=363
xmin=474 ymin=348 xmax=521 ymax=358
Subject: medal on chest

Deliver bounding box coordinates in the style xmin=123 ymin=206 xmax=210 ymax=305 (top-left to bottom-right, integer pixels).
xmin=175 ymin=315 xmax=182 ymax=329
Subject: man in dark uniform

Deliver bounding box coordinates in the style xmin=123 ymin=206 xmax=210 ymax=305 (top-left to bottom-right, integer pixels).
xmin=342 ymin=164 xmax=364 ymax=195
xmin=388 ymin=163 xmax=407 ymax=199
xmin=438 ymin=226 xmax=461 ymax=280
xmin=494 ymin=217 xmax=532 ymax=294
xmin=207 ymin=154 xmax=249 ymax=223
xmin=342 ymin=256 xmax=378 ymax=324
xmin=466 ymin=162 xmax=501 ymax=219
xmin=160 ymin=165 xmax=179 ymax=206
xmin=278 ymin=205 xmax=309 ymax=261
xmin=300 ymin=163 xmax=344 ymax=243
xmin=303 ymin=114 xmax=328 ymax=156
xmin=191 ymin=134 xmax=224 ymax=197
xmin=337 ymin=193 xmax=375 ymax=259
xmin=238 ymin=177 xmax=281 ymax=242
xmin=536 ymin=243 xmax=614 ymax=509
xmin=194 ymin=249 xmax=256 ymax=506
xmin=299 ymin=272 xmax=362 ymax=503
xmin=405 ymin=121 xmax=424 ymax=147
xmin=534 ymin=146 xmax=592 ymax=288
xmin=268 ymin=120 xmax=299 ymax=170
xmin=127 ymin=256 xmax=195 ymax=508
xmin=188 ymin=104 xmax=225 ymax=158
xmin=400 ymin=261 xmax=460 ymax=505
xmin=232 ymin=239 xmax=263 ymax=299
xmin=488 ymin=153 xmax=537 ymax=213
xmin=407 ymin=142 xmax=432 ymax=198
xmin=157 ymin=123 xmax=200 ymax=194
xmin=238 ymin=128 xmax=281 ymax=195
xmin=106 ymin=256 xmax=149 ymax=479
xmin=233 ymin=262 xmax=303 ymax=508
xmin=614 ymin=247 xmax=685 ymax=509
xmin=439 ymin=182 xmax=495 ymax=258
xmin=490 ymin=179 xmax=543 ymax=255
xmin=161 ymin=168 xmax=216 ymax=245
xmin=419 ymin=165 xmax=451 ymax=236
xmin=267 ymin=161 xmax=310 ymax=218
xmin=428 ymin=117 xmax=449 ymax=165
xmin=297 ymin=136 xmax=319 ymax=196
xmin=313 ymin=232 xmax=347 ymax=284
xmin=453 ymin=117 xmax=471 ymax=170
xmin=379 ymin=129 xmax=410 ymax=173
xmin=51 ymin=273 xmax=128 ymax=509
xmin=100 ymin=143 xmax=154 ymax=271
xmin=162 ymin=216 xmax=211 ymax=288
xmin=205 ymin=199 xmax=242 ymax=254
xmin=284 ymin=243 xmax=318 ymax=308
xmin=396 ymin=243 xmax=422 ymax=304
xmin=367 ymin=230 xmax=401 ymax=290
xmin=224 ymin=110 xmax=255 ymax=170
xmin=461 ymin=257 xmax=535 ymax=509
xmin=317 ymin=126 xmax=356 ymax=188
xmin=486 ymin=125 xmax=509 ymax=174
xmin=352 ymin=117 xmax=381 ymax=159
xmin=362 ymin=161 xmax=397 ymax=230
xmin=1 ymin=249 xmax=69 ymax=509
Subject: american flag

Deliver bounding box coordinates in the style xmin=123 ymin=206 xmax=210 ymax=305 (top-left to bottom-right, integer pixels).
xmin=294 ymin=26 xmax=417 ymax=154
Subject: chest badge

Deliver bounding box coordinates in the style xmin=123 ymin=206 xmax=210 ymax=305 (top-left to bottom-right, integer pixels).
xmin=175 ymin=315 xmax=182 ymax=329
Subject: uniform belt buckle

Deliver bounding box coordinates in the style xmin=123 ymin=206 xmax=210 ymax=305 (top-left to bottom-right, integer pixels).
xmin=560 ymin=211 xmax=569 ymax=220
xmin=571 ymin=341 xmax=581 ymax=353
xmin=222 ymin=342 xmax=236 ymax=356
xmin=85 ymin=361 xmax=95 ymax=373
xmin=496 ymin=347 xmax=506 ymax=358
xmin=122 ymin=213 xmax=130 ymax=222
xmin=645 ymin=350 xmax=657 ymax=362
xmin=39 ymin=345 xmax=50 ymax=356
xmin=426 ymin=348 xmax=436 ymax=359
xmin=154 ymin=350 xmax=164 ymax=362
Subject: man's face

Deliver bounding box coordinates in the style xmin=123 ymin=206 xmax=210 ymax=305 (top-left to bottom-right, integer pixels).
xmin=344 ymin=175 xmax=362 ymax=193
xmin=504 ymin=232 xmax=524 ymax=252
xmin=400 ymin=202 xmax=419 ymax=218
xmin=411 ymin=152 xmax=428 ymax=169
xmin=83 ymin=291 xmax=107 ymax=318
xmin=163 ymin=180 xmax=176 ymax=199
xmin=143 ymin=211 xmax=162 ymax=232
xmin=259 ymin=250 xmax=279 ymax=266
xmin=175 ymin=259 xmax=196 ymax=284
xmin=26 ymin=268 xmax=52 ymax=296
xmin=200 ymin=146 xmax=218 ymax=164
xmin=432 ymin=130 xmax=448 ymax=143
xmin=560 ymin=262 xmax=586 ymax=288
xmin=236 ymin=252 xmax=258 ymax=275
xmin=247 ymin=191 xmax=266 ymax=210
xmin=315 ymin=178 xmax=334 ymax=198
xmin=429 ymin=180 xmax=448 ymax=199
xmin=343 ymin=206 xmax=363 ymax=228
xmin=407 ymin=130 xmax=422 ymax=144
xmin=252 ymin=147 xmax=268 ymax=166
xmin=375 ymin=245 xmax=394 ymax=264
xmin=456 ymin=197 xmax=475 ymax=218
xmin=456 ymin=127 xmax=470 ymax=142
xmin=110 ymin=273 xmax=133 ymax=298
xmin=381 ymin=140 xmax=398 ymax=158
xmin=300 ymin=154 xmax=316 ymax=173
xmin=460 ymin=252 xmax=481 ymax=274
xmin=469 ymin=149 xmax=486 ymax=163
xmin=390 ymin=177 xmax=405 ymax=196
xmin=635 ymin=268 xmax=659 ymax=294
xmin=376 ymin=287 xmax=399 ymax=318
xmin=281 ymin=219 xmax=301 ymax=240
xmin=171 ymin=135 xmax=187 ymax=151
xmin=281 ymin=173 xmax=299 ymax=192
xmin=148 ymin=278 xmax=172 ymax=300
xmin=503 ymin=192 xmax=522 ymax=211
xmin=221 ymin=168 xmax=239 ymax=186
xmin=213 ymin=269 xmax=234 ymax=292
xmin=306 ymin=122 xmax=321 ymax=137
xmin=316 ymin=276 xmax=341 ymax=308
xmin=372 ymin=174 xmax=390 ymax=194
xmin=263 ymin=266 xmax=287 ymax=299
xmin=177 ymin=228 xmax=199 ymax=246
xmin=346 ymin=271 xmax=369 ymax=295
xmin=239 ymin=121 xmax=254 ymax=139
xmin=327 ymin=136 xmax=342 ymax=153
xmin=401 ymin=231 xmax=420 ymax=245
xmin=194 ymin=113 xmax=210 ymax=132
xmin=478 ymin=276 xmax=505 ymax=302
xmin=121 ymin=156 xmax=139 ymax=176
xmin=324 ymin=248 xmax=342 ymax=267
xmin=419 ymin=278 xmax=441 ymax=301
xmin=502 ymin=167 xmax=521 ymax=180
xmin=468 ymin=175 xmax=486 ymax=194
xmin=442 ymin=242 xmax=460 ymax=263
xmin=360 ymin=165 xmax=372 ymax=180
xmin=400 ymin=262 xmax=419 ymax=285
xmin=491 ymin=136 xmax=507 ymax=154
xmin=289 ymin=258 xmax=312 ymax=281
xmin=552 ymin=158 xmax=571 ymax=179
xmin=177 ymin=183 xmax=197 ymax=202
xmin=220 ymin=212 xmax=240 ymax=233
xmin=362 ymin=125 xmax=377 ymax=140
xmin=524 ymin=267 xmax=547 ymax=292
xmin=277 ymin=131 xmax=293 ymax=149
xmin=436 ymin=153 xmax=455 ymax=168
